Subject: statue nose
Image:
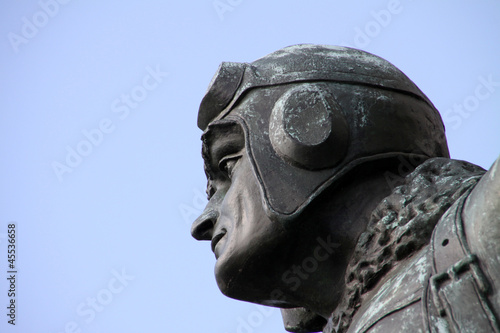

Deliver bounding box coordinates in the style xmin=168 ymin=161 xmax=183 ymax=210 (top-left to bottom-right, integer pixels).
xmin=191 ymin=206 xmax=218 ymax=241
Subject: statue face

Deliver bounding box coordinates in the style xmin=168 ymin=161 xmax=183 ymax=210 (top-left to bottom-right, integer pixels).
xmin=191 ymin=119 xmax=296 ymax=305
xmin=191 ymin=95 xmax=403 ymax=316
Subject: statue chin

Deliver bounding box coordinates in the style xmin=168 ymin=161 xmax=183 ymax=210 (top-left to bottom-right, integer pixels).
xmin=214 ymin=253 xmax=300 ymax=308
xmin=214 ymin=260 xmax=268 ymax=303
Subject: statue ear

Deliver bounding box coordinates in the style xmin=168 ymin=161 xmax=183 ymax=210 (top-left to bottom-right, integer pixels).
xmin=269 ymin=83 xmax=349 ymax=170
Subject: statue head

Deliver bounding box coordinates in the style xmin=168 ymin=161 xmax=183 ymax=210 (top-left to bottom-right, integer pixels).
xmin=191 ymin=44 xmax=450 ymax=319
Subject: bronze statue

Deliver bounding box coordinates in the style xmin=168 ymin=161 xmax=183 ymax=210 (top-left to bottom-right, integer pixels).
xmin=190 ymin=44 xmax=500 ymax=332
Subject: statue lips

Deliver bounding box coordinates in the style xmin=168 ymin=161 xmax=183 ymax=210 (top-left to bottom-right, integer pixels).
xmin=211 ymin=228 xmax=227 ymax=259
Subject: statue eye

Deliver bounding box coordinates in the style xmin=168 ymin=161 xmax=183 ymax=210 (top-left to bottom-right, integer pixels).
xmin=218 ymin=153 xmax=241 ymax=179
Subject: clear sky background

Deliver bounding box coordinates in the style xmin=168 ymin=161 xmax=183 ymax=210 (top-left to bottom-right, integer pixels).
xmin=1 ymin=1 xmax=499 ymax=332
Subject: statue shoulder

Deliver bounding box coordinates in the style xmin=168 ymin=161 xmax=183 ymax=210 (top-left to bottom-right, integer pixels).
xmin=463 ymin=155 xmax=500 ymax=307
xmin=463 ymin=155 xmax=500 ymax=258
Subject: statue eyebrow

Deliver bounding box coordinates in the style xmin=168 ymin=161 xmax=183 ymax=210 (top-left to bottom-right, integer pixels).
xmin=202 ymin=120 xmax=244 ymax=167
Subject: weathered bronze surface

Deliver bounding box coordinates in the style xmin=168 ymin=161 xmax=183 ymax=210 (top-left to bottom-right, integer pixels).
xmin=191 ymin=44 xmax=500 ymax=332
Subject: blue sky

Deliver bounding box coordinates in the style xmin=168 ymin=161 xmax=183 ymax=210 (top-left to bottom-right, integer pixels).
xmin=1 ymin=1 xmax=499 ymax=332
